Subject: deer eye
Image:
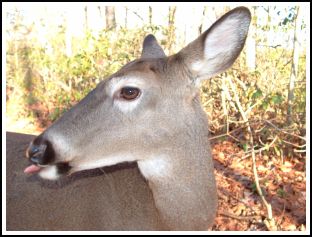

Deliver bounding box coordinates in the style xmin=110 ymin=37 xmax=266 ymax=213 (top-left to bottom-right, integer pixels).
xmin=119 ymin=87 xmax=141 ymax=100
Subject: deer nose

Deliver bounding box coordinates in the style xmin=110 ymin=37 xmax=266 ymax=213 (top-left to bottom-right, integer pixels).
xmin=27 ymin=136 xmax=55 ymax=166
xmin=30 ymin=153 xmax=48 ymax=166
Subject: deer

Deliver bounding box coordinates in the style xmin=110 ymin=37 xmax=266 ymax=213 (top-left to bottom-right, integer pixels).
xmin=6 ymin=7 xmax=251 ymax=231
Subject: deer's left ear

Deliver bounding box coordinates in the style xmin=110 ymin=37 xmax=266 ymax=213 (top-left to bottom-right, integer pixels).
xmin=176 ymin=7 xmax=251 ymax=84
xmin=141 ymin=34 xmax=166 ymax=59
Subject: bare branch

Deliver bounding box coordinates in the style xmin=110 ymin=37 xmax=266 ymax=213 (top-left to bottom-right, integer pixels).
xmin=265 ymin=120 xmax=306 ymax=141
xmin=226 ymin=76 xmax=276 ymax=230
xmin=281 ymin=139 xmax=306 ymax=148
xmin=219 ymin=211 xmax=262 ymax=221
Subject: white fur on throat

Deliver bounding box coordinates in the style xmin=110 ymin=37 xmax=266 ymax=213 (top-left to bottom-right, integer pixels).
xmin=38 ymin=154 xmax=171 ymax=181
xmin=138 ymin=155 xmax=171 ymax=179
xmin=39 ymin=166 xmax=60 ymax=180
xmin=72 ymin=154 xmax=137 ymax=172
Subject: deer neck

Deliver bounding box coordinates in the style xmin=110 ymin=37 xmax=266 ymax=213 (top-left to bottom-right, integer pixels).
xmin=137 ymin=108 xmax=217 ymax=230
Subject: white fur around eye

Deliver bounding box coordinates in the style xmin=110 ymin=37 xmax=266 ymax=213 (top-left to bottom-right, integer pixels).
xmin=109 ymin=77 xmax=145 ymax=97
xmin=109 ymin=76 xmax=145 ymax=113
xmin=114 ymin=95 xmax=142 ymax=113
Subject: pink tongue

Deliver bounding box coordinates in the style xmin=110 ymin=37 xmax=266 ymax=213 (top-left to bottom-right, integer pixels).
xmin=24 ymin=165 xmax=42 ymax=174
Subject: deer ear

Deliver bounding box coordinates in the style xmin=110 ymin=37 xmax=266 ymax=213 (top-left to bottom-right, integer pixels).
xmin=177 ymin=7 xmax=251 ymax=84
xmin=141 ymin=34 xmax=166 ymax=59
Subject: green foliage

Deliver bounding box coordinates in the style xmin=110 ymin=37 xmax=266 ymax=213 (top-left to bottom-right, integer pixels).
xmin=6 ymin=24 xmax=165 ymax=127
xmin=6 ymin=8 xmax=306 ymax=161
xmin=277 ymin=7 xmax=297 ymax=26
xmin=251 ymin=183 xmax=257 ymax=193
xmin=277 ymin=188 xmax=286 ymax=198
xmin=200 ymin=44 xmax=306 ymax=160
xmin=251 ymin=88 xmax=263 ymax=100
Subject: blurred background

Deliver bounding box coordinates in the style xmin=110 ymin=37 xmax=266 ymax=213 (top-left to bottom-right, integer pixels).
xmin=4 ymin=3 xmax=308 ymax=231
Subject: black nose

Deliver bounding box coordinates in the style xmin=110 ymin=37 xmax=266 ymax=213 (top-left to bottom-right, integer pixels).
xmin=27 ymin=135 xmax=55 ymax=166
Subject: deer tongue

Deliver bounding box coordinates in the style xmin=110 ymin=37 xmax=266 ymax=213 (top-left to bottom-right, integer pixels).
xmin=24 ymin=165 xmax=41 ymax=174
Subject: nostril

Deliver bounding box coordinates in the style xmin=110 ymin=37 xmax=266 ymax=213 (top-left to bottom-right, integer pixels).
xmin=27 ymin=143 xmax=43 ymax=158
xmin=28 ymin=144 xmax=45 ymax=165
xmin=27 ymin=135 xmax=55 ymax=166
xmin=30 ymin=147 xmax=40 ymax=155
xmin=30 ymin=156 xmax=41 ymax=165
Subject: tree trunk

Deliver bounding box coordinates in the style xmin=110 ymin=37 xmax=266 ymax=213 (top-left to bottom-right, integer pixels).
xmin=105 ymin=6 xmax=116 ymax=29
xmin=245 ymin=7 xmax=256 ymax=71
xmin=98 ymin=6 xmax=106 ymax=29
xmin=198 ymin=6 xmax=207 ymax=35
xmin=84 ymin=6 xmax=88 ymax=32
xmin=125 ymin=7 xmax=128 ymax=28
xmin=287 ymin=6 xmax=301 ymax=125
xmin=149 ymin=6 xmax=153 ymax=25
xmin=167 ymin=6 xmax=177 ymax=54
xmin=65 ymin=17 xmax=72 ymax=57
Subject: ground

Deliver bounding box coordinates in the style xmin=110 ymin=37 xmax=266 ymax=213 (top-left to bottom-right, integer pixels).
xmin=211 ymin=140 xmax=306 ymax=231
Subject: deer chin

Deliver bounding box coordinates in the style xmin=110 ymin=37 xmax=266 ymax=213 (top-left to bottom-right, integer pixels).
xmin=24 ymin=162 xmax=71 ymax=180
xmin=38 ymin=165 xmax=60 ymax=180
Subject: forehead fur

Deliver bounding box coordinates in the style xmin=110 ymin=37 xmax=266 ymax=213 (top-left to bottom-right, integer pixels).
xmin=118 ymin=58 xmax=167 ymax=75
xmin=109 ymin=56 xmax=192 ymax=87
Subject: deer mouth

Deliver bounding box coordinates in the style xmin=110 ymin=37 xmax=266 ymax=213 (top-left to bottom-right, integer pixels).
xmin=24 ymin=164 xmax=43 ymax=174
xmin=24 ymin=162 xmax=71 ymax=180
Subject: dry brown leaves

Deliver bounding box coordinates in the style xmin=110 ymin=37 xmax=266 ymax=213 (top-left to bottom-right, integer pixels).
xmin=210 ymin=140 xmax=306 ymax=231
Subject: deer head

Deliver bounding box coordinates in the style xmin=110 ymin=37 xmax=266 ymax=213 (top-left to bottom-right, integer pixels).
xmin=24 ymin=7 xmax=251 ymax=230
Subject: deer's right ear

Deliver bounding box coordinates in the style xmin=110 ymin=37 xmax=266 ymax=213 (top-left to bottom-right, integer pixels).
xmin=176 ymin=7 xmax=251 ymax=84
xmin=141 ymin=34 xmax=166 ymax=59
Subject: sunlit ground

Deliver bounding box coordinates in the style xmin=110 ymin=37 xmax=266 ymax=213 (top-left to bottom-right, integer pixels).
xmin=6 ymin=115 xmax=43 ymax=135
xmin=6 ymin=100 xmax=44 ymax=135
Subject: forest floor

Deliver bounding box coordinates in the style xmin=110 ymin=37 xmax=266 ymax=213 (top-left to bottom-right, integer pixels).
xmin=5 ymin=117 xmax=307 ymax=231
xmin=210 ymin=140 xmax=306 ymax=231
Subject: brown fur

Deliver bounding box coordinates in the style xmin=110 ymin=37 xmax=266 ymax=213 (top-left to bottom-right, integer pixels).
xmin=6 ymin=132 xmax=164 ymax=230
xmin=7 ymin=7 xmax=251 ymax=231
